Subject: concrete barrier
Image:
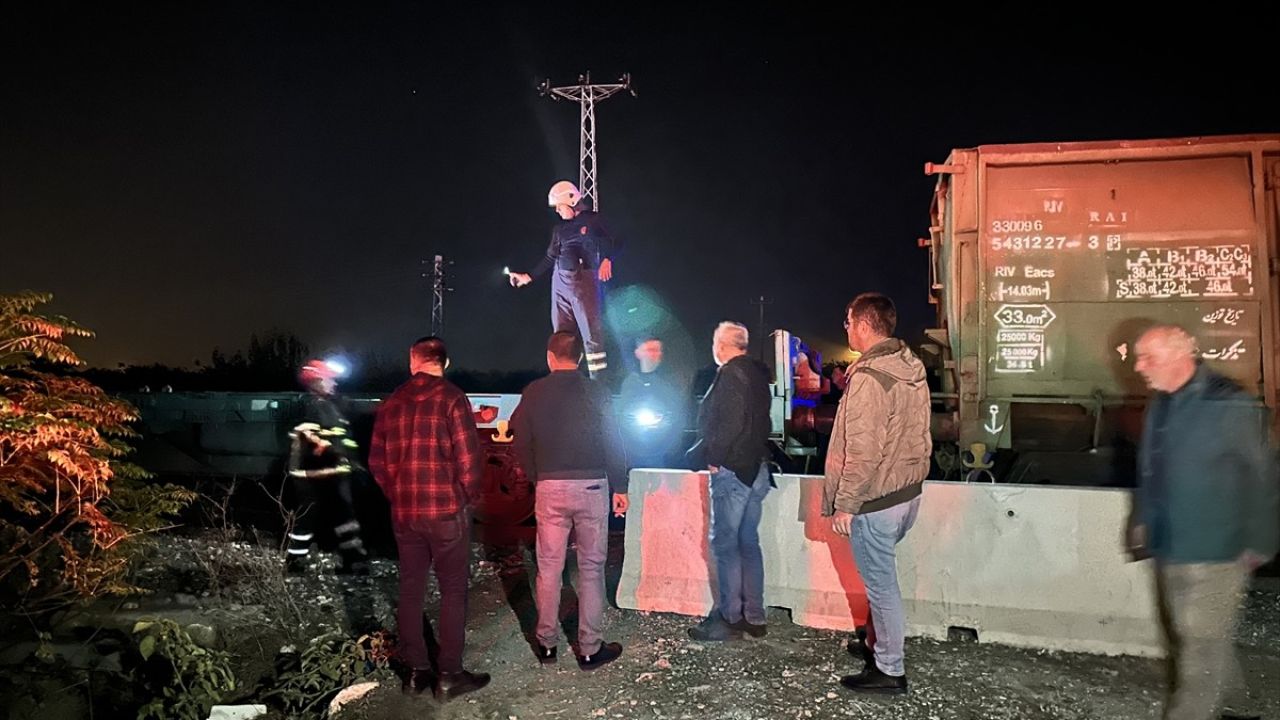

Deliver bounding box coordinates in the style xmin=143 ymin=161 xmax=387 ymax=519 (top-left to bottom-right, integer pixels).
xmin=897 ymin=481 xmax=1161 ymax=657
xmin=617 ymin=472 xmax=1161 ymax=656
xmin=617 ymin=470 xmax=868 ymax=630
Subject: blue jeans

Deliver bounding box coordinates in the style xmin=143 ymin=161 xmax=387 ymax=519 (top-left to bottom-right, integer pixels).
xmin=709 ymin=463 xmax=770 ymax=625
xmin=849 ymin=495 xmax=921 ymax=677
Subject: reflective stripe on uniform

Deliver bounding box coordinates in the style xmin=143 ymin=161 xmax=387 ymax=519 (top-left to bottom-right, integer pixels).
xmin=291 ymin=421 xmax=323 ymax=436
xmin=288 ymin=533 xmax=314 ymax=542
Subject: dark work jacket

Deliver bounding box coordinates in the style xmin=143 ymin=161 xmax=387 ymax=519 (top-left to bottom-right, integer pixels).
xmin=688 ymin=354 xmax=773 ymax=486
xmin=619 ymin=368 xmax=687 ymax=462
xmin=1134 ymin=363 xmax=1279 ymax=564
xmin=510 ymin=370 xmax=629 ymax=494
xmin=287 ymin=393 xmax=359 ymax=479
xmin=529 ymin=209 xmax=619 ymax=278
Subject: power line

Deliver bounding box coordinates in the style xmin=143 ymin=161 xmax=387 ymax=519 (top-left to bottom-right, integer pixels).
xmin=538 ymin=72 xmax=635 ymax=211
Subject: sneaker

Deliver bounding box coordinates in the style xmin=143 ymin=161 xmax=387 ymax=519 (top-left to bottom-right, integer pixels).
xmin=687 ymin=614 xmax=743 ymax=642
xmin=536 ymin=644 xmax=557 ymax=665
xmin=576 ymin=642 xmax=622 ymax=671
xmin=839 ymin=664 xmax=908 ymax=695
xmin=433 ymin=670 xmax=491 ymax=702
xmin=730 ymin=618 xmax=767 ymax=638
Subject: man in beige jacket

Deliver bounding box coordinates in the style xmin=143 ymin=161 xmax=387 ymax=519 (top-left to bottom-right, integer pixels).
xmin=824 ymin=292 xmax=932 ymax=695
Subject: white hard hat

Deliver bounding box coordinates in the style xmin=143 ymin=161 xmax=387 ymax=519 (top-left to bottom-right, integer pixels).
xmin=547 ymin=180 xmax=582 ymax=208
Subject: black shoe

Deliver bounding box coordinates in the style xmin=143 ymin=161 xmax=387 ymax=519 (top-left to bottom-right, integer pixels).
xmin=576 ymin=642 xmax=622 ymax=671
xmin=339 ymin=562 xmax=369 ymax=576
xmin=730 ymin=618 xmax=767 ymax=638
xmin=536 ymin=644 xmax=557 ymax=665
xmin=285 ymin=554 xmax=309 ymax=575
xmin=401 ymin=668 xmax=435 ymax=696
xmin=338 ymin=551 xmax=370 ymax=576
xmin=839 ymin=665 xmax=908 ymax=695
xmin=687 ymin=615 xmax=743 ymax=642
xmin=846 ymin=627 xmax=874 ymax=667
xmin=433 ymin=670 xmax=491 ymax=701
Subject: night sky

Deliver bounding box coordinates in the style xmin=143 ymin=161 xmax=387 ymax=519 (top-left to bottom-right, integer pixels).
xmin=3 ymin=6 xmax=1276 ymax=381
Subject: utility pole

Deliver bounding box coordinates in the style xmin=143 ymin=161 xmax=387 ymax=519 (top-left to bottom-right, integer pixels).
xmin=422 ymin=255 xmax=452 ymax=336
xmin=538 ymin=72 xmax=634 ymax=211
xmin=750 ymin=295 xmax=773 ymax=360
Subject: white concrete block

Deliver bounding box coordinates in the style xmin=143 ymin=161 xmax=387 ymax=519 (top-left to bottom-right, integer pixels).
xmin=897 ymin=481 xmax=1161 ymax=656
xmin=618 ymin=470 xmax=716 ymax=617
xmin=618 ymin=471 xmax=1162 ymax=656
xmin=617 ymin=470 xmax=868 ymax=630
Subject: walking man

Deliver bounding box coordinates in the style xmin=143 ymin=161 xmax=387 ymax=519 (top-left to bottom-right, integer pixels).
xmin=1129 ymin=324 xmax=1278 ymax=720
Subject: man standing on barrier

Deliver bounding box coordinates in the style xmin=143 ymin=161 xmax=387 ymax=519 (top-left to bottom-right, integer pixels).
xmin=507 ymin=180 xmax=619 ymax=380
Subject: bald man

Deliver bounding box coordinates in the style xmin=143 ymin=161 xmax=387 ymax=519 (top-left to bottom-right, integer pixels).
xmin=1130 ymin=324 xmax=1277 ymax=720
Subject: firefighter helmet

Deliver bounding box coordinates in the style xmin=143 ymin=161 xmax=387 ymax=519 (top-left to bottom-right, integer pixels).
xmin=547 ymin=180 xmax=582 ymax=208
xmin=298 ymin=359 xmax=340 ymax=387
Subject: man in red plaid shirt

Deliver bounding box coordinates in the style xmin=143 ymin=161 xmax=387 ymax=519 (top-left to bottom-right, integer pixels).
xmin=369 ymin=335 xmax=489 ymax=701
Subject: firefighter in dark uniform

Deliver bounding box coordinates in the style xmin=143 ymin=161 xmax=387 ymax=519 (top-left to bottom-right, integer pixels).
xmin=508 ymin=180 xmax=619 ymax=379
xmin=285 ymin=359 xmax=370 ymax=574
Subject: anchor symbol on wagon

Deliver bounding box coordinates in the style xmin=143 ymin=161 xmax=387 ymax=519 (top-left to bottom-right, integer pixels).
xmin=984 ymin=404 xmax=1006 ymax=434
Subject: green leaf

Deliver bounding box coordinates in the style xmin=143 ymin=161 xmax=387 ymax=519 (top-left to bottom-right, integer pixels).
xmin=139 ymin=634 xmax=155 ymax=660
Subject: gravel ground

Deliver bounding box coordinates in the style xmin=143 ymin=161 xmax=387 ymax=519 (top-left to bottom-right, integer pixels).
xmin=322 ymin=533 xmax=1280 ymax=720
xmin=9 ymin=530 xmax=1276 ymax=720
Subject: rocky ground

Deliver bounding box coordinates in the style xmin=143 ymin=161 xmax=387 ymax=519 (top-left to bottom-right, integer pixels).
xmin=341 ymin=534 xmax=1280 ymax=720
xmin=3 ymin=529 xmax=1277 ymax=720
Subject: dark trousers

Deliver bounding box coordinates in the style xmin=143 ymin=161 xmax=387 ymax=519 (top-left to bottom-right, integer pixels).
xmin=551 ymin=267 xmax=607 ymax=376
xmin=394 ymin=511 xmax=471 ymax=673
xmin=288 ymin=474 xmax=365 ymax=561
xmin=292 ymin=474 xmax=358 ymax=535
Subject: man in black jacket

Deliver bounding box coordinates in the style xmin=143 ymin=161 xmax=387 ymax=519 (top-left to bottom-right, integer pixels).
xmin=686 ymin=321 xmax=774 ymax=641
xmin=619 ymin=337 xmax=687 ymax=469
xmin=511 ymin=331 xmax=630 ymax=670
